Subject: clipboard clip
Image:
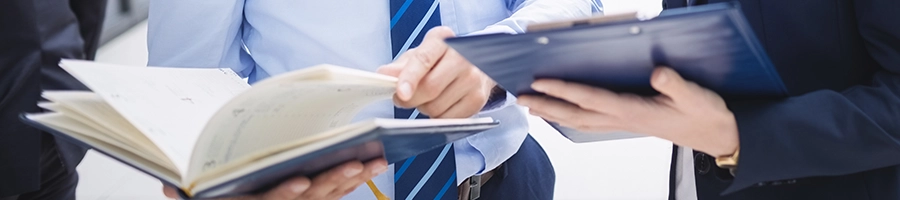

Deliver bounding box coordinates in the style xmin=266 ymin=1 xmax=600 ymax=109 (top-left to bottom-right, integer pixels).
xmin=526 ymin=12 xmax=639 ymax=32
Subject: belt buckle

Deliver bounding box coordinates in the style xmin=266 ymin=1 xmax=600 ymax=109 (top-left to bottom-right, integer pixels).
xmin=468 ymin=175 xmax=482 ymax=200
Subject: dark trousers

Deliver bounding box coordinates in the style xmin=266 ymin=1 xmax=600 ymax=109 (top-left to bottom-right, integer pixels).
xmin=479 ymin=134 xmax=555 ymax=199
xmin=0 ymin=135 xmax=79 ymax=200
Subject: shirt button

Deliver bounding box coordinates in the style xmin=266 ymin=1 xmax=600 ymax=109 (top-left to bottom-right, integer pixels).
xmin=694 ymin=153 xmax=711 ymax=175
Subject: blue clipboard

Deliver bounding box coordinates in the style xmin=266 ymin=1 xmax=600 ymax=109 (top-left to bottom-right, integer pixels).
xmin=445 ymin=2 xmax=787 ymax=142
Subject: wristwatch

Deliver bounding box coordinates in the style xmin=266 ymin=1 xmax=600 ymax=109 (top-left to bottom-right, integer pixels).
xmin=715 ymin=148 xmax=740 ymax=176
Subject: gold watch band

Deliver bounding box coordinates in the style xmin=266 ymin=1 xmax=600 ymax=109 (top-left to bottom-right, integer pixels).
xmin=715 ymin=148 xmax=740 ymax=175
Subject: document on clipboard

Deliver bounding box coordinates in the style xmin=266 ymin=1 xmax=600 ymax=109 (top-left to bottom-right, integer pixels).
xmin=445 ymin=2 xmax=788 ymax=143
xmin=526 ymin=12 xmax=639 ymax=32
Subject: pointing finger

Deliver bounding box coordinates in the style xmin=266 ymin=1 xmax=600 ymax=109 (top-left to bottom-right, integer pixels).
xmin=396 ymin=27 xmax=456 ymax=101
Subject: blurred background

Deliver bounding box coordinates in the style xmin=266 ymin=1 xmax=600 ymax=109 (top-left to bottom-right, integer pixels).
xmin=80 ymin=1 xmax=668 ymax=199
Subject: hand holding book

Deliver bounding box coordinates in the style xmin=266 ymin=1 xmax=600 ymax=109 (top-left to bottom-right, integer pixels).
xmin=162 ymin=159 xmax=388 ymax=200
xmin=23 ymin=60 xmax=499 ymax=198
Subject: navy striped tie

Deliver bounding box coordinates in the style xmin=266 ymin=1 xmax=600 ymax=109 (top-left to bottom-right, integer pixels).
xmin=390 ymin=0 xmax=458 ymax=199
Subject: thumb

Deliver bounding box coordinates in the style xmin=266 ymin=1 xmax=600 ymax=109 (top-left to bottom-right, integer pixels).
xmin=650 ymin=67 xmax=693 ymax=101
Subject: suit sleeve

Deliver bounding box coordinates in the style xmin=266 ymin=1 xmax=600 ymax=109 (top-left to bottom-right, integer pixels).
xmin=0 ymin=0 xmax=44 ymax=194
xmin=69 ymin=0 xmax=108 ymax=60
xmin=723 ymin=0 xmax=900 ymax=194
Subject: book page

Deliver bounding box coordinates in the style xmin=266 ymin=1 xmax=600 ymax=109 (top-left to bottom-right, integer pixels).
xmin=29 ymin=113 xmax=165 ymax=170
xmin=41 ymin=91 xmax=173 ymax=165
xmin=27 ymin=113 xmax=182 ymax=184
xmin=185 ymin=65 xmax=398 ymax=180
xmin=190 ymin=117 xmax=497 ymax=192
xmin=189 ymin=120 xmax=380 ymax=193
xmin=59 ymin=60 xmax=250 ymax=174
xmin=186 ymin=82 xmax=394 ymax=181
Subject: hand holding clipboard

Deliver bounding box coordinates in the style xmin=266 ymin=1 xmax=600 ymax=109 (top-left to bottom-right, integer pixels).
xmin=446 ymin=2 xmax=787 ymax=142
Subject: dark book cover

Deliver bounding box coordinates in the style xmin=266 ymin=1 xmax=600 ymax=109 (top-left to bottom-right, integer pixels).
xmin=21 ymin=115 xmax=498 ymax=199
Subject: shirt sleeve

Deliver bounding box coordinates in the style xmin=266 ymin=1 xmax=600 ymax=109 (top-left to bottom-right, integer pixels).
xmin=467 ymin=0 xmax=594 ymax=35
xmin=147 ymin=0 xmax=255 ymax=76
xmin=472 ymin=0 xmax=595 ymax=114
xmin=452 ymin=0 xmax=596 ymax=183
xmin=722 ymin=0 xmax=900 ymax=194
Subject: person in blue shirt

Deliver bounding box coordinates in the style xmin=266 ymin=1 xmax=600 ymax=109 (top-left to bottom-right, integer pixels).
xmin=149 ymin=0 xmax=596 ymax=199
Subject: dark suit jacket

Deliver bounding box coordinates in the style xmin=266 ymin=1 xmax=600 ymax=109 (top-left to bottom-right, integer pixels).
xmin=0 ymin=0 xmax=46 ymax=196
xmin=0 ymin=0 xmax=106 ymax=196
xmin=662 ymin=0 xmax=900 ymax=199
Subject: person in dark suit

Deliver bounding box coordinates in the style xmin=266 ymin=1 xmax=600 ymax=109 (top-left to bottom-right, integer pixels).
xmin=517 ymin=0 xmax=900 ymax=199
xmin=0 ymin=0 xmax=107 ymax=199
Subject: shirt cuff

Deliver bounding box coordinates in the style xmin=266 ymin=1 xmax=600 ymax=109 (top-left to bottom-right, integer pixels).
xmin=451 ymin=25 xmax=528 ymax=185
xmin=453 ymin=104 xmax=529 ymax=185
xmin=463 ymin=25 xmax=519 ymax=36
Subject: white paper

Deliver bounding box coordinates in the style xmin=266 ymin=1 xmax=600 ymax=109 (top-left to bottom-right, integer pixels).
xmin=186 ymin=82 xmax=394 ymax=180
xmin=59 ymin=60 xmax=250 ymax=174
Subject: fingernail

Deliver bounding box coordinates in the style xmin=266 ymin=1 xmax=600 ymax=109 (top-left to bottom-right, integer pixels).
xmin=290 ymin=181 xmax=309 ymax=194
xmin=517 ymin=99 xmax=530 ymax=106
xmin=371 ymin=164 xmax=388 ymax=175
xmin=655 ymin=69 xmax=669 ymax=84
xmin=531 ymin=82 xmax=547 ymax=92
xmin=398 ymin=82 xmax=413 ymax=100
xmin=344 ymin=167 xmax=363 ymax=177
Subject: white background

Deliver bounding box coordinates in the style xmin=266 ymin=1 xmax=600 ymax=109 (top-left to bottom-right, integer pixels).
xmin=77 ymin=1 xmax=668 ymax=199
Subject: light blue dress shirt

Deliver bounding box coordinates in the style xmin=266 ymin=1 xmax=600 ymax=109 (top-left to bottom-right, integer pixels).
xmin=148 ymin=0 xmax=594 ymax=198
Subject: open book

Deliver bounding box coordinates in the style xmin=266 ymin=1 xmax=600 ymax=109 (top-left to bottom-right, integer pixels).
xmin=21 ymin=60 xmax=499 ymax=198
